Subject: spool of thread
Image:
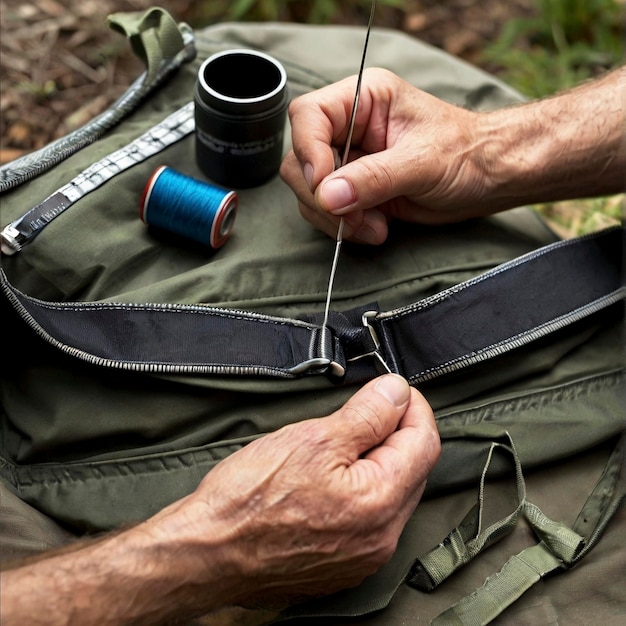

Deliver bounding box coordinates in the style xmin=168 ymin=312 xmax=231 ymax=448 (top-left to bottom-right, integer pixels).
xmin=140 ymin=166 xmax=238 ymax=249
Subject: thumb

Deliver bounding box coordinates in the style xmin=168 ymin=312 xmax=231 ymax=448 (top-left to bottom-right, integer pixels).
xmin=315 ymin=152 xmax=403 ymax=215
xmin=327 ymin=374 xmax=412 ymax=459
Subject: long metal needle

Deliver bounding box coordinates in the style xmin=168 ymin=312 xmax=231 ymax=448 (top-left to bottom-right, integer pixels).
xmin=321 ymin=0 xmax=376 ymax=340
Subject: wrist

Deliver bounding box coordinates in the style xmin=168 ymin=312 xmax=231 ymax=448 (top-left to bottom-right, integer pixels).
xmin=132 ymin=497 xmax=247 ymax=614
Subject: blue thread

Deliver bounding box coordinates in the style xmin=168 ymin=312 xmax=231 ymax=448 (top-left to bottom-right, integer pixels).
xmin=140 ymin=166 xmax=238 ymax=249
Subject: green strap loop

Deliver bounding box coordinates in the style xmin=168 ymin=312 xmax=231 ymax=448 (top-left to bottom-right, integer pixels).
xmin=107 ymin=8 xmax=186 ymax=82
xmin=428 ymin=434 xmax=624 ymax=625
xmin=571 ymin=433 xmax=625 ymax=562
xmin=408 ymin=438 xmax=526 ymax=591
xmin=522 ymin=500 xmax=585 ymax=563
xmin=430 ymin=543 xmax=562 ymax=626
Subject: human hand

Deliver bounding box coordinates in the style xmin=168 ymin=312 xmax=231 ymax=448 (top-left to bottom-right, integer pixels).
xmin=282 ymin=66 xmax=626 ymax=244
xmin=149 ymin=374 xmax=440 ymax=610
xmin=280 ymin=68 xmax=493 ymax=244
xmin=0 ymin=376 xmax=439 ymax=626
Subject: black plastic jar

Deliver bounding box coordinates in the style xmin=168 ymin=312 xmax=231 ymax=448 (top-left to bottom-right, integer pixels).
xmin=194 ymin=49 xmax=289 ymax=189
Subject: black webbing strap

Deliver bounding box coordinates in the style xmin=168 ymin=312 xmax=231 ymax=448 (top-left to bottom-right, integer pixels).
xmin=0 ymin=227 xmax=623 ymax=383
xmin=373 ymin=226 xmax=623 ymax=384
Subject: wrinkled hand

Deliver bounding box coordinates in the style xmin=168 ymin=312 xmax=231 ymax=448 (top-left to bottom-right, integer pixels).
xmin=150 ymin=374 xmax=440 ymax=609
xmin=280 ymin=68 xmax=491 ymax=244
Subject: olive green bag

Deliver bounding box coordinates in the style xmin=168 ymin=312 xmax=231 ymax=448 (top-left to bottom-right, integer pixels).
xmin=1 ymin=10 xmax=623 ymax=625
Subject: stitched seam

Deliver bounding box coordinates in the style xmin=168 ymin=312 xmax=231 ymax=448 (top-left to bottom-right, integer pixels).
xmin=0 ymin=441 xmax=256 ymax=487
xmin=409 ymin=292 xmax=623 ymax=384
xmin=381 ymin=230 xmax=613 ymax=321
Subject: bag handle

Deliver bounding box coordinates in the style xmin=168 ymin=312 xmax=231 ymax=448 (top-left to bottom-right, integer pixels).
xmin=107 ymin=8 xmax=189 ymax=83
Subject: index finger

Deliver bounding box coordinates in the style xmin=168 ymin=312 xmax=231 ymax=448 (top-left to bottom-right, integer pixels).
xmin=288 ymin=76 xmax=361 ymax=190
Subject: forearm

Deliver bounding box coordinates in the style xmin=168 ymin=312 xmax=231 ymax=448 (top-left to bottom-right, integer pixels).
xmin=1 ymin=515 xmax=232 ymax=626
xmin=478 ymin=66 xmax=626 ymax=209
xmin=1 ymin=377 xmax=438 ymax=625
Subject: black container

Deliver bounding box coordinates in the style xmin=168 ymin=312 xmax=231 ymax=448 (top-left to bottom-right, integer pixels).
xmin=194 ymin=49 xmax=289 ymax=189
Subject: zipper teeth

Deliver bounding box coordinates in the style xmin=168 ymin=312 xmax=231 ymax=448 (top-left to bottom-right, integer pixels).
xmin=63 ymin=345 xmax=293 ymax=377
xmin=408 ymin=290 xmax=624 ymax=385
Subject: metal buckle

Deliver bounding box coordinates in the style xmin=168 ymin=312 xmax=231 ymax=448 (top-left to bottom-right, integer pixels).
xmin=0 ymin=224 xmax=25 ymax=255
xmin=288 ymin=357 xmax=345 ymax=377
xmin=347 ymin=311 xmax=392 ymax=374
xmin=288 ymin=326 xmax=346 ymax=378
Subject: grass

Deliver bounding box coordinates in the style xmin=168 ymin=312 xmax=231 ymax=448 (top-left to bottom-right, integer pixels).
xmin=481 ymin=0 xmax=624 ymax=236
xmin=482 ymin=0 xmax=623 ymax=98
xmin=187 ymin=0 xmax=403 ymax=26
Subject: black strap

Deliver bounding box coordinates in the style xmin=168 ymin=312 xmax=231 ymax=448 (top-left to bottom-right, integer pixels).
xmin=1 ymin=227 xmax=623 ymax=384
xmin=374 ymin=226 xmax=623 ymax=385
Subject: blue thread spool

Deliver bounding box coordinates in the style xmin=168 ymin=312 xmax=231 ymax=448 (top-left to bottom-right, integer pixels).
xmin=140 ymin=166 xmax=238 ymax=249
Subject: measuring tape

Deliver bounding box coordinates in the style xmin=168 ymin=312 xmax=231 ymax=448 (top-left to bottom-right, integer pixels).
xmin=1 ymin=102 xmax=195 ymax=255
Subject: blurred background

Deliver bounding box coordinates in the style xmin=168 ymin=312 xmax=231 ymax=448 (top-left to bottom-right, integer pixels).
xmin=1 ymin=0 xmax=623 ymax=235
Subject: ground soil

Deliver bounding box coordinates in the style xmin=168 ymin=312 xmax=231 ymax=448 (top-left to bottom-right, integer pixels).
xmin=0 ymin=0 xmax=536 ymax=163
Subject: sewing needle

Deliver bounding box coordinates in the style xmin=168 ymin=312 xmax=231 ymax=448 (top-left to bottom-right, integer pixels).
xmin=321 ymin=0 xmax=376 ymax=350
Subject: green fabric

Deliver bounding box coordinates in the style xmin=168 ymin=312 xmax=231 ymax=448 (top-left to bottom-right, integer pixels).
xmin=410 ymin=440 xmax=527 ymax=591
xmin=107 ymin=8 xmax=186 ymax=81
xmin=0 ymin=18 xmax=624 ymax=625
xmin=429 ymin=435 xmax=624 ymax=625
xmin=431 ymin=544 xmax=562 ymax=626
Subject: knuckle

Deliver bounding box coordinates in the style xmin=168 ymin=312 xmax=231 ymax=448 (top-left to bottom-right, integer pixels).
xmin=287 ymin=94 xmax=305 ymax=118
xmin=298 ymin=200 xmax=313 ymax=219
xmin=362 ymin=156 xmax=397 ymax=197
xmin=342 ymin=403 xmax=387 ymax=443
xmin=425 ymin=430 xmax=442 ymax=473
xmin=295 ymin=418 xmax=332 ymax=448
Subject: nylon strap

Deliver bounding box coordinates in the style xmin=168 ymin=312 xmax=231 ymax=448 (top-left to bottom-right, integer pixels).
xmin=430 ymin=544 xmax=563 ymax=626
xmin=376 ymin=227 xmax=623 ymax=384
xmin=107 ymin=8 xmax=187 ymax=83
xmin=0 ymin=227 xmax=622 ymax=383
xmin=408 ymin=439 xmax=526 ymax=592
xmin=420 ymin=434 xmax=624 ymax=625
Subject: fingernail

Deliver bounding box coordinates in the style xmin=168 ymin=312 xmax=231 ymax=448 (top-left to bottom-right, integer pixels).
xmin=375 ymin=374 xmax=409 ymax=408
xmin=321 ymin=177 xmax=356 ymax=213
xmin=304 ymin=162 xmax=314 ymax=190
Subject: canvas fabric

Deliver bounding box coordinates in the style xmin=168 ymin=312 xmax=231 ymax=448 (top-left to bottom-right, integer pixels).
xmin=0 ymin=17 xmax=624 ymax=625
